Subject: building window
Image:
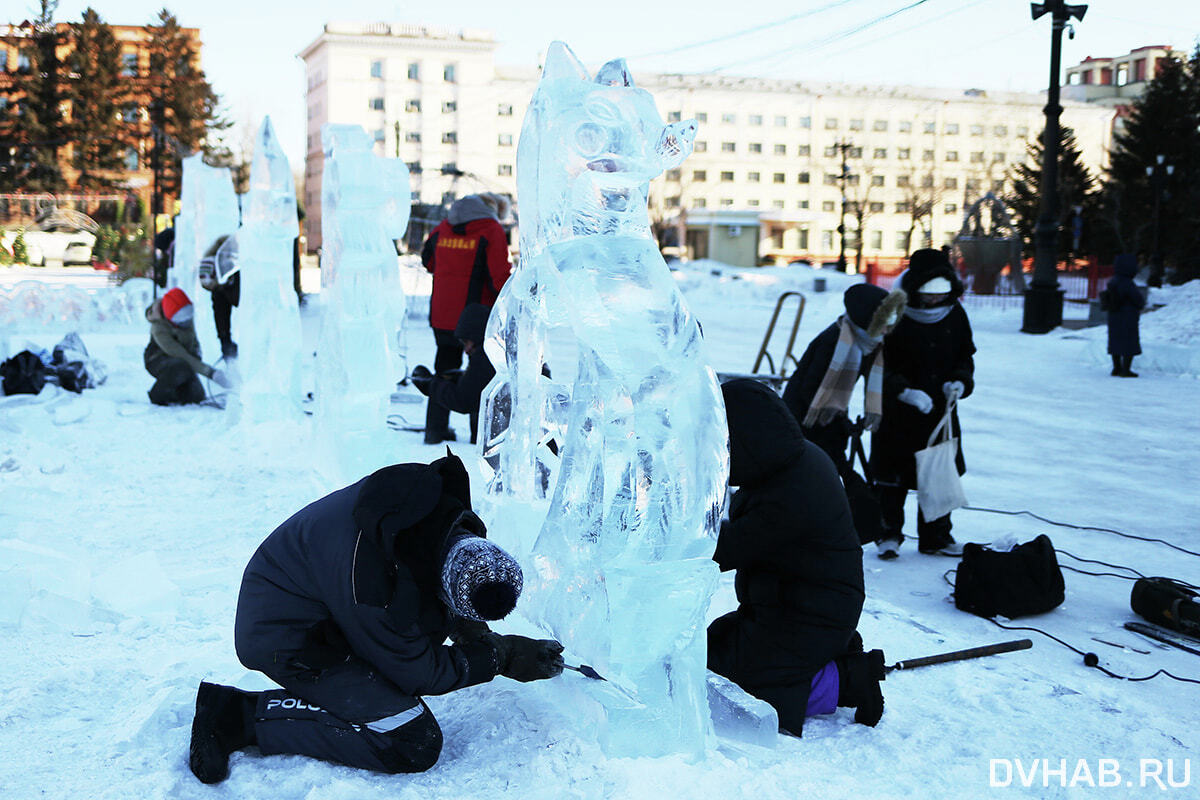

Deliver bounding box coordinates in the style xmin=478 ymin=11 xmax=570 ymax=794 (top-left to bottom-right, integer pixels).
xmin=442 ymin=131 xmax=458 ymax=144
xmin=873 ymin=120 xmax=888 ymax=132
xmin=897 ymin=174 xmax=912 ymax=187
xmin=944 ymin=202 xmax=958 ymax=214
xmin=121 ymin=104 xmax=139 ymax=123
xmin=665 ymin=168 xmax=681 ymax=180
xmin=748 ymin=142 xmax=762 ymax=154
xmin=406 ymin=131 xmax=421 ymax=143
xmin=498 ymin=164 xmax=513 ymax=176
xmin=871 ymin=175 xmax=885 ymax=187
xmin=666 ymin=196 xmax=681 ymax=208
xmin=993 ymin=152 xmax=1006 ymax=163
xmin=797 ymin=144 xmax=810 ymax=156
xmin=822 ymin=230 xmax=835 ymax=250
xmin=823 ymin=173 xmax=839 ymax=186
xmin=994 ymin=125 xmax=1008 ymax=137
xmin=824 ymin=118 xmax=838 ymax=130
xmin=849 ymin=119 xmax=864 ymax=131
xmin=692 ymin=197 xmax=707 ymax=208
xmin=441 ymin=163 xmax=459 ymax=175
xmin=898 ymin=148 xmax=911 ymax=160
xmin=370 ymin=97 xmax=385 ymax=111
xmin=693 ymin=170 xmax=707 ymax=182
xmin=945 ymin=151 xmax=958 ymax=162
xmin=370 ymin=60 xmax=383 ymax=78
xmin=970 ymin=151 xmax=984 ymax=163
xmin=404 ymin=99 xmax=420 ymax=113
xmin=408 ymin=62 xmax=420 ymax=80
xmin=923 ymin=149 xmax=935 ymax=161
xmin=442 ymin=101 xmax=457 ymax=113
xmin=1016 ymin=126 xmax=1029 ymax=137
xmin=992 ymin=179 xmax=1005 ymax=192
xmin=822 ymin=200 xmax=836 ymax=212
xmin=124 ymin=147 xmax=139 ymax=170
xmin=896 ymin=231 xmax=911 ymax=249
xmin=899 ymin=120 xmax=913 ymax=133
xmin=373 ymin=129 xmax=385 ymax=142
xmin=774 ymin=115 xmax=787 ymax=127
xmin=720 ymin=198 xmax=734 ymax=207
xmin=121 ymin=52 xmax=138 ymax=77
xmin=945 ymin=123 xmax=960 ymax=135
xmin=924 ymin=122 xmax=936 ymax=134
xmin=824 ymin=146 xmax=837 ymax=158
xmin=747 ymin=199 xmax=760 ymax=207
xmin=873 ymin=148 xmax=887 ymax=159
xmin=444 ymin=64 xmax=457 ymax=82
xmin=720 ymin=170 xmax=734 ymax=182
xmin=798 ymin=200 xmax=810 ymax=210
xmin=498 ymin=133 xmax=513 ymax=146
xmin=798 ymin=172 xmax=810 ymax=184
xmin=695 ymin=141 xmax=707 ymax=153
xmin=695 ymin=112 xmax=708 ymax=123
xmin=772 ymin=199 xmax=785 ymax=208
xmin=749 ymin=114 xmax=763 ymax=126
xmin=667 ymin=110 xmax=681 ymax=122
xmin=773 ymin=172 xmax=786 ymax=183
xmin=849 ymin=146 xmax=863 ymax=159
xmin=498 ymin=103 xmax=513 ymax=116
xmin=869 ymin=201 xmax=884 ymax=213
xmin=921 ymin=174 xmax=934 ymax=188
xmin=774 ymin=144 xmax=787 ymax=156
xmin=870 ymin=230 xmax=883 ymax=249
xmin=0 ymin=50 xmax=6 ymax=71
xmin=970 ymin=124 xmax=984 ymax=136
xmin=966 ymin=178 xmax=982 ymax=191
xmin=406 ymin=161 xmax=421 ymax=173
xmin=944 ymin=177 xmax=958 ymax=189
xmin=721 ymin=141 xmax=736 ymax=153
xmin=722 ymin=112 xmax=736 ymax=124
xmin=799 ymin=116 xmax=812 ymax=129
xmin=747 ymin=171 xmax=760 ymax=182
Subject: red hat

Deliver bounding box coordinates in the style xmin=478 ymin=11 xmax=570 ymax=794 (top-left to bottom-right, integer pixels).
xmin=161 ymin=288 xmax=194 ymax=324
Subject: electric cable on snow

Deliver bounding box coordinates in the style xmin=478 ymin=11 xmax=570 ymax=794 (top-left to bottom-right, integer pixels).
xmin=962 ymin=505 xmax=1200 ymax=559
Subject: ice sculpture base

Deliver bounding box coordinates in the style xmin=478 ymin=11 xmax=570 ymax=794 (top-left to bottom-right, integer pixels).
xmin=707 ymin=671 xmax=779 ymax=749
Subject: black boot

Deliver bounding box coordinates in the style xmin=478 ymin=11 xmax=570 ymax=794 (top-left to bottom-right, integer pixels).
xmin=836 ymin=649 xmax=886 ymax=727
xmin=1110 ymin=355 xmax=1122 ymax=377
xmin=1120 ymin=355 xmax=1138 ymax=378
xmin=189 ymin=682 xmax=258 ymax=784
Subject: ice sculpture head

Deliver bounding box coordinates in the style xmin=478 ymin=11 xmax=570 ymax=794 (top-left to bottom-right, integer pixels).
xmin=246 ymin=117 xmax=298 ymax=233
xmin=518 ymin=41 xmax=697 ymax=250
xmin=439 ymin=515 xmax=524 ymax=622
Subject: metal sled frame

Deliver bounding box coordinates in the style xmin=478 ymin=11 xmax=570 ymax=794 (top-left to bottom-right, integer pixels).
xmin=717 ymin=290 xmax=806 ymax=389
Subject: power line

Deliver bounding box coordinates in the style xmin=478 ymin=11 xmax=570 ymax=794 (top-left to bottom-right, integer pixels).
xmin=818 ymin=0 xmax=987 ymax=62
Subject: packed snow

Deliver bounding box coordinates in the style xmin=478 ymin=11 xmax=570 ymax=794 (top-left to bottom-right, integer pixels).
xmin=1 ymin=262 xmax=1198 ymax=799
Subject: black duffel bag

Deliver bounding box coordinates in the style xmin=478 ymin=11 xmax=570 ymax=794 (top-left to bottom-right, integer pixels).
xmin=954 ymin=534 xmax=1065 ymax=619
xmin=1 ymin=350 xmax=47 ymax=396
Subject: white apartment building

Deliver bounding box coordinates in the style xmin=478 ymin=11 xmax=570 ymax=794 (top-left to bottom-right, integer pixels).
xmin=299 ymin=22 xmax=1116 ymax=263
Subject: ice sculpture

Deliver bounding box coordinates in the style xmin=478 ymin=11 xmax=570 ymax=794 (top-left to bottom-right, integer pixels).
xmin=314 ymin=124 xmax=411 ymax=485
xmin=174 ymin=155 xmax=239 ymax=359
xmin=480 ymin=42 xmax=728 ymax=758
xmin=236 ymin=117 xmax=303 ymax=422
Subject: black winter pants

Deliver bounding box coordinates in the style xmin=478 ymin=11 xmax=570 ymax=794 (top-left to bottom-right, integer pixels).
xmin=878 ymin=484 xmax=952 ymax=550
xmin=255 ymin=658 xmax=442 ymax=774
xmin=425 ymin=328 xmax=464 ymax=443
xmin=147 ymin=358 xmax=205 ymax=406
xmin=211 ymin=275 xmax=240 ymax=359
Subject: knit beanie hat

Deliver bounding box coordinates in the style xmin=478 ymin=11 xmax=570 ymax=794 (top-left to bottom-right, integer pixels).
xmin=161 ymin=287 xmax=194 ymax=325
xmin=843 ymin=284 xmax=889 ymax=330
xmin=439 ymin=519 xmax=523 ymax=621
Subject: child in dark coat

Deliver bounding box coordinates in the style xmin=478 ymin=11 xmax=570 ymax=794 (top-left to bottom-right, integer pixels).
xmin=707 ymin=378 xmax=885 ymax=736
xmin=1105 ymin=254 xmax=1146 ymax=377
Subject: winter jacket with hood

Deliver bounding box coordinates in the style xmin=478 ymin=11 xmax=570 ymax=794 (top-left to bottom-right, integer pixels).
xmin=144 ymin=299 xmax=214 ymax=379
xmin=709 ymin=379 xmax=864 ymax=693
xmin=429 ymin=303 xmax=496 ymax=415
xmin=870 ymin=250 xmax=975 ymax=489
xmin=1106 ymin=254 xmax=1145 ymax=356
xmin=234 ymin=453 xmax=500 ymax=698
xmin=422 ymin=195 xmax=512 ymax=331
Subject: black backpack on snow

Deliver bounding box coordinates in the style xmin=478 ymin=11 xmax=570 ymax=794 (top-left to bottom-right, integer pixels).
xmin=1 ymin=350 xmax=47 ymax=396
xmin=954 ymin=534 xmax=1065 ymax=619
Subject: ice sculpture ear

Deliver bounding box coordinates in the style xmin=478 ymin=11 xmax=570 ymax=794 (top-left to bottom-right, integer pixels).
xmin=657 ymin=119 xmax=697 ymax=169
xmin=595 ymin=58 xmax=635 ymax=87
xmin=542 ymin=41 xmax=589 ymax=81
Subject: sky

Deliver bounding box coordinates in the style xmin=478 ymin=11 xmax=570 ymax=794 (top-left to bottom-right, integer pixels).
xmin=32 ymin=1 xmax=1200 ymax=170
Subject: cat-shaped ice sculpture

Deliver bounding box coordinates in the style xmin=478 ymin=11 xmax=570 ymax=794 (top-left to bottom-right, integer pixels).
xmin=480 ymin=42 xmax=728 ymax=758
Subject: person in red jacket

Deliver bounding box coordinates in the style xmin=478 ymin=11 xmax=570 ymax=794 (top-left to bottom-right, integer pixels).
xmin=420 ymin=193 xmax=512 ymax=444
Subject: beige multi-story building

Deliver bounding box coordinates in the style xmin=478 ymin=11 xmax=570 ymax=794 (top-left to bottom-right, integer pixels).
xmin=299 ymin=22 xmax=1116 ymax=264
xmin=1064 ymin=45 xmax=1182 ymax=107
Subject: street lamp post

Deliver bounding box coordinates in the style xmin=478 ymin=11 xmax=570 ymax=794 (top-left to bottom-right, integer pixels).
xmin=1146 ymin=154 xmax=1174 ymax=287
xmin=1022 ymin=0 xmax=1087 ymax=334
xmin=835 ymin=139 xmax=853 ymax=273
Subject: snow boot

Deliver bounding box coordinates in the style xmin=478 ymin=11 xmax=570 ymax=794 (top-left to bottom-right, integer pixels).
xmin=836 ymin=649 xmax=886 ymax=727
xmin=189 ymin=682 xmax=258 ymax=784
xmin=876 ymin=538 xmax=901 ymax=560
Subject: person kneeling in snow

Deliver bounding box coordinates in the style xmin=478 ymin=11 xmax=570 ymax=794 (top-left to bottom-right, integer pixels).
xmin=144 ymin=287 xmax=230 ymax=405
xmin=188 ymin=452 xmax=564 ymax=784
xmin=708 ymin=379 xmax=886 ymax=736
xmin=410 ymin=303 xmax=495 ymax=445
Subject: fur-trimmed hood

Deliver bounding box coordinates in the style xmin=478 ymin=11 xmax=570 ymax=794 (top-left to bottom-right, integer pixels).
xmin=844 ymin=284 xmax=908 ymax=339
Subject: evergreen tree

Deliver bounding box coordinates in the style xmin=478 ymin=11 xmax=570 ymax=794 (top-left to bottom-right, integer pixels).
xmin=143 ymin=9 xmax=227 ymax=210
xmin=67 ymin=8 xmax=128 ymax=190
xmin=2 ymin=1 xmax=67 ymax=193
xmin=1005 ymin=126 xmax=1097 ymax=261
xmin=1102 ymin=52 xmax=1200 ymax=282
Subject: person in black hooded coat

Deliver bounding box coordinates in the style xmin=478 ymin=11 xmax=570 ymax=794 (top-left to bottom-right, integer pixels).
xmin=707 ymin=379 xmax=884 ymax=736
xmin=869 ymin=248 xmax=976 ymax=558
xmin=186 ymin=453 xmax=564 ymax=784
xmin=1105 ymin=253 xmax=1145 ymax=377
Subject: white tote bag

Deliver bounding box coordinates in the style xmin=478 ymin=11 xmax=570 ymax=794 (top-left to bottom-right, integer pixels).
xmin=914 ymin=397 xmax=967 ymax=520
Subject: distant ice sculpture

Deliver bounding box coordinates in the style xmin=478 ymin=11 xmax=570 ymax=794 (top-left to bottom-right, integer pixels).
xmin=175 ymin=155 xmax=239 ymax=357
xmin=480 ymin=41 xmax=727 ymax=758
xmin=237 ymin=117 xmax=303 ymax=423
xmin=314 ymin=124 xmax=411 ymax=485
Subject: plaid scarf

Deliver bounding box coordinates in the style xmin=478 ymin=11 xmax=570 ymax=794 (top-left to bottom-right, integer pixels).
xmin=803 ymin=316 xmax=885 ymax=431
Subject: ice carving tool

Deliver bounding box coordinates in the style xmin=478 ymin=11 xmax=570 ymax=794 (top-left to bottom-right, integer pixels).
xmin=887 ymin=639 xmax=1033 ymax=672
xmin=563 ymin=663 xmax=607 ymax=681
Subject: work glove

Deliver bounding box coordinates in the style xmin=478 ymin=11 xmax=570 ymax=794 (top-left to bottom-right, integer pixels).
xmin=897 ymin=388 xmax=933 ymax=414
xmin=484 ymin=633 xmax=565 ymax=682
xmin=942 ymin=381 xmax=965 ymax=401
xmin=211 ymin=369 xmax=232 ymax=389
xmin=410 ymin=365 xmax=433 ymax=397
xmin=449 ymin=617 xmax=491 ymax=646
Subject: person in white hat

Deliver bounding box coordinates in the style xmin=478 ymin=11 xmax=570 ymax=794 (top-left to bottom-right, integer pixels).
xmin=869 ymin=249 xmax=976 ymax=559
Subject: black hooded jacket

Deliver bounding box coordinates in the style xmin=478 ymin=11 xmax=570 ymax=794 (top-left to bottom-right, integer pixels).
xmin=234 ymin=454 xmax=499 ymax=697
xmin=711 ymin=379 xmax=865 ymax=686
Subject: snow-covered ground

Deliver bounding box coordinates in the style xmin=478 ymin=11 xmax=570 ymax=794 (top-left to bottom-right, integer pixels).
xmin=2 ymin=262 xmax=1198 ymax=799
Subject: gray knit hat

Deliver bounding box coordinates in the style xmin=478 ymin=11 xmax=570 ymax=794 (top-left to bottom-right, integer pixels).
xmin=439 ymin=521 xmax=523 ymax=621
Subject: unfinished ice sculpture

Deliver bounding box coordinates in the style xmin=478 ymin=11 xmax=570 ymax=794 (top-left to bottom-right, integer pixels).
xmin=314 ymin=124 xmax=411 ymax=485
xmin=237 ymin=117 xmax=303 ymax=422
xmin=174 ymin=155 xmax=239 ymax=356
xmin=482 ymin=41 xmax=727 ymax=758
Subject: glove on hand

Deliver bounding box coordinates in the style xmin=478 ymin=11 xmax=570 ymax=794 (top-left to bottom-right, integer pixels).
xmin=897 ymin=388 xmax=933 ymax=414
xmin=942 ymin=380 xmax=965 ymax=400
xmin=211 ymin=369 xmax=232 ymax=389
xmin=814 ymin=406 xmax=844 ymax=427
xmin=484 ymin=633 xmax=565 ymax=682
xmin=410 ymin=365 xmax=433 ymax=397
xmin=449 ymin=618 xmax=491 ymax=646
